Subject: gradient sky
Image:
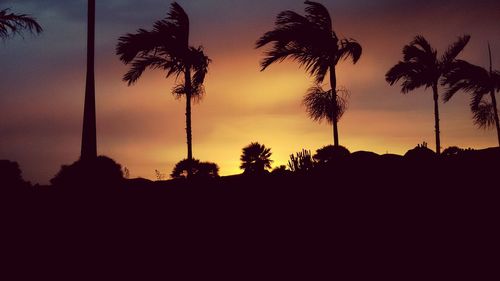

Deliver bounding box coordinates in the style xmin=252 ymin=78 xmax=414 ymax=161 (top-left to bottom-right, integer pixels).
xmin=1 ymin=0 xmax=499 ymax=184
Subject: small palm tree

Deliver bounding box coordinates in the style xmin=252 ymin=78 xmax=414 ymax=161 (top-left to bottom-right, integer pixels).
xmin=386 ymin=35 xmax=470 ymax=154
xmin=116 ymin=2 xmax=210 ymax=175
xmin=442 ymin=44 xmax=500 ymax=146
xmin=240 ymin=142 xmax=273 ymax=174
xmin=256 ymin=1 xmax=361 ymax=146
xmin=0 ymin=8 xmax=42 ymax=39
xmin=303 ymin=85 xmax=349 ymax=134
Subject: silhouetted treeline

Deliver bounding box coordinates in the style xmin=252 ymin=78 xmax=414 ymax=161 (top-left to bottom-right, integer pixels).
xmin=1 ymin=147 xmax=498 ymax=279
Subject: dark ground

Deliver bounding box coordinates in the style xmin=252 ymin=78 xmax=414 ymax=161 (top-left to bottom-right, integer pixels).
xmin=1 ymin=150 xmax=499 ymax=279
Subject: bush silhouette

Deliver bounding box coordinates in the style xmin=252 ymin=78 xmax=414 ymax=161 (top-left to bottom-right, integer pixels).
xmin=404 ymin=143 xmax=436 ymax=160
xmin=350 ymin=151 xmax=379 ymax=162
xmin=0 ymin=160 xmax=30 ymax=190
xmin=441 ymin=146 xmax=465 ymax=158
xmin=313 ymin=145 xmax=350 ymax=166
xmin=50 ymin=156 xmax=124 ymax=189
xmin=170 ymin=159 xmax=219 ymax=179
xmin=271 ymin=165 xmax=290 ymax=176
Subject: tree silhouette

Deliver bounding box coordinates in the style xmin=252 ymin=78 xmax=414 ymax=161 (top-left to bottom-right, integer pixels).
xmin=313 ymin=145 xmax=349 ymax=166
xmin=170 ymin=159 xmax=219 ymax=179
xmin=81 ymin=0 xmax=97 ymax=160
xmin=256 ymin=1 xmax=361 ymax=146
xmin=442 ymin=44 xmax=500 ymax=146
xmin=386 ymin=35 xmax=470 ymax=154
xmin=240 ymin=142 xmax=273 ymax=174
xmin=303 ymin=85 xmax=349 ymax=134
xmin=0 ymin=8 xmax=42 ymax=39
xmin=116 ymin=2 xmax=210 ymax=176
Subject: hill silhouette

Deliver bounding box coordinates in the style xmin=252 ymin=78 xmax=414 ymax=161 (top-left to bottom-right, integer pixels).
xmin=1 ymin=147 xmax=498 ymax=279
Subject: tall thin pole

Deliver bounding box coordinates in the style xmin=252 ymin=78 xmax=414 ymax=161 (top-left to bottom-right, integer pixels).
xmin=80 ymin=0 xmax=97 ymax=160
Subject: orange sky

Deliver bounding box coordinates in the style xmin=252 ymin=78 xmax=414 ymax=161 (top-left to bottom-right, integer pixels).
xmin=1 ymin=0 xmax=499 ymax=183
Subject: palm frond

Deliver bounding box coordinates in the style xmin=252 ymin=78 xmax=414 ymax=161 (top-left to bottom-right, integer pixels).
xmin=256 ymin=2 xmax=360 ymax=85
xmin=116 ymin=29 xmax=162 ymax=64
xmin=402 ymin=44 xmax=431 ymax=64
xmin=470 ymin=90 xmax=487 ymax=112
xmin=275 ymin=10 xmax=310 ymax=27
xmin=303 ymin=85 xmax=349 ymax=124
xmin=240 ymin=142 xmax=273 ymax=173
xmin=189 ymin=46 xmax=211 ymax=87
xmin=256 ymin=11 xmax=308 ymax=49
xmin=172 ymin=82 xmax=205 ymax=102
xmin=386 ymin=61 xmax=431 ymax=93
xmin=440 ymin=35 xmax=470 ymax=66
xmin=122 ymin=55 xmax=169 ymax=85
xmin=472 ymin=100 xmax=496 ymax=129
xmin=0 ymin=8 xmax=42 ymax=38
xmin=304 ymin=1 xmax=332 ymax=31
xmin=492 ymin=70 xmax=500 ymax=92
xmin=167 ymin=2 xmax=189 ymax=42
xmin=411 ymin=35 xmax=434 ymax=56
xmin=442 ymin=60 xmax=491 ymax=102
xmin=338 ymin=39 xmax=362 ymax=64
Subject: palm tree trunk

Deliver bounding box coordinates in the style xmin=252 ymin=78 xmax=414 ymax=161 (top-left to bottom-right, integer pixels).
xmin=184 ymin=66 xmax=193 ymax=175
xmin=488 ymin=43 xmax=500 ymax=146
xmin=80 ymin=0 xmax=97 ymax=160
xmin=330 ymin=66 xmax=339 ymax=147
xmin=432 ymin=83 xmax=441 ymax=154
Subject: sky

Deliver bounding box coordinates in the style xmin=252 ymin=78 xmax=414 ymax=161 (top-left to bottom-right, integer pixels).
xmin=1 ymin=0 xmax=499 ymax=184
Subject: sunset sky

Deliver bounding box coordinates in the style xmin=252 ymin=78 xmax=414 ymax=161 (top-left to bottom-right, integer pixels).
xmin=1 ymin=0 xmax=499 ymax=184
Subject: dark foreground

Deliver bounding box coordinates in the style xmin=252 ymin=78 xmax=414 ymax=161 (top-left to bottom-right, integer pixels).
xmin=1 ymin=152 xmax=499 ymax=279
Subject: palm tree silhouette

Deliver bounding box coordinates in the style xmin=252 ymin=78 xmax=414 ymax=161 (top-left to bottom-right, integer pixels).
xmin=81 ymin=0 xmax=97 ymax=160
xmin=303 ymin=85 xmax=349 ymax=131
xmin=0 ymin=8 xmax=42 ymax=39
xmin=442 ymin=43 xmax=500 ymax=146
xmin=240 ymin=142 xmax=273 ymax=174
xmin=386 ymin=35 xmax=470 ymax=154
xmin=116 ymin=2 xmax=210 ymax=175
xmin=256 ymin=1 xmax=361 ymax=147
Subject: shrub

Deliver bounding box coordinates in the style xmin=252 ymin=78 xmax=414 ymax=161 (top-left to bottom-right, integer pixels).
xmin=313 ymin=145 xmax=350 ymax=166
xmin=170 ymin=159 xmax=219 ymax=179
xmin=441 ymin=146 xmax=464 ymax=158
xmin=50 ymin=156 xmax=124 ymax=189
xmin=404 ymin=142 xmax=436 ymax=160
xmin=271 ymin=165 xmax=289 ymax=176
xmin=288 ymin=149 xmax=314 ymax=173
xmin=0 ymin=160 xmax=30 ymax=190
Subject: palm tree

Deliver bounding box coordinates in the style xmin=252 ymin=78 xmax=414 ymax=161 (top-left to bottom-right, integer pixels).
xmin=116 ymin=2 xmax=210 ymax=175
xmin=442 ymin=43 xmax=500 ymax=146
xmin=386 ymin=35 xmax=470 ymax=154
xmin=0 ymin=8 xmax=42 ymax=39
xmin=240 ymin=142 xmax=273 ymax=174
xmin=256 ymin=1 xmax=361 ymax=147
xmin=303 ymin=85 xmax=349 ymax=135
xmin=81 ymin=0 xmax=97 ymax=160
